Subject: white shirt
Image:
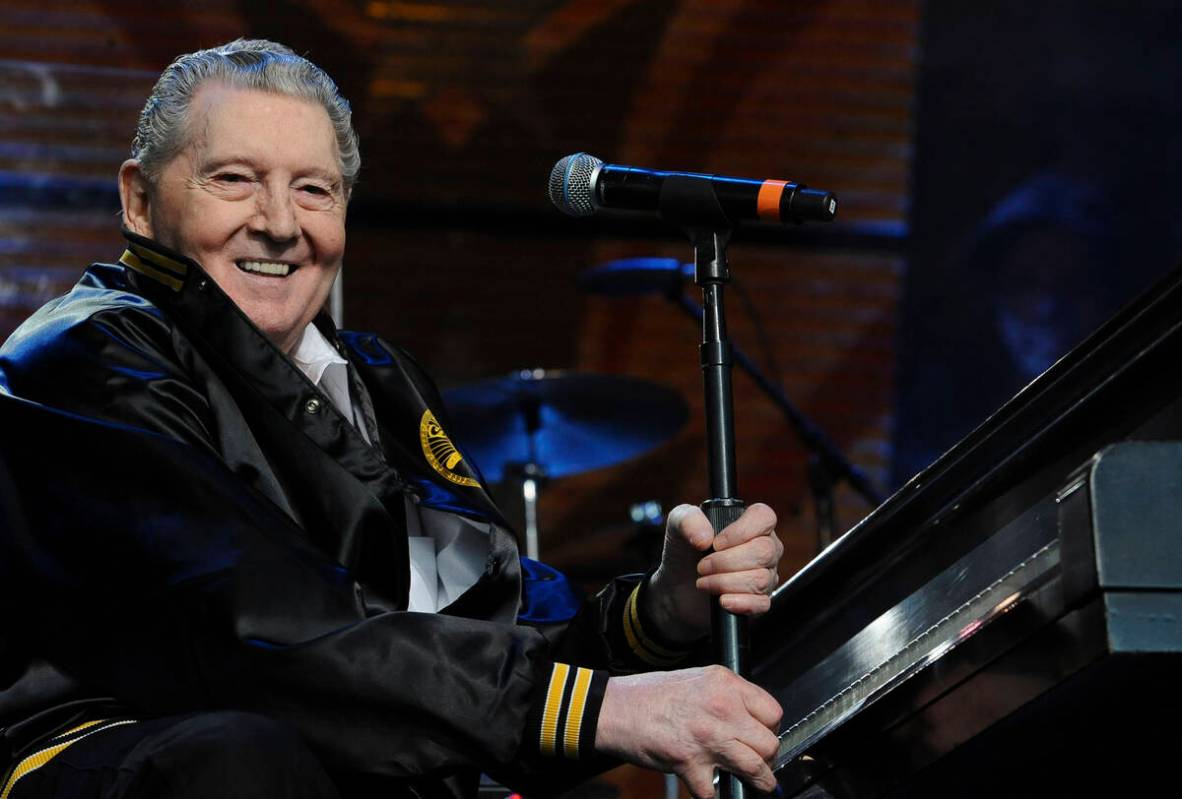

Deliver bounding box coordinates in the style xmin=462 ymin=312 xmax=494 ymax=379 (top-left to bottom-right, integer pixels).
xmin=289 ymin=323 xmax=481 ymax=613
xmin=289 ymin=324 xmax=370 ymax=445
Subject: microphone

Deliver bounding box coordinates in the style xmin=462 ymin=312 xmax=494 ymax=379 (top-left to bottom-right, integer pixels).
xmin=549 ymin=152 xmax=837 ymax=227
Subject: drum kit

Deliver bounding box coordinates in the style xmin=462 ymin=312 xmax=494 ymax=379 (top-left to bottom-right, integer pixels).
xmin=438 ymin=258 xmax=698 ymax=566
xmin=442 ymin=257 xmax=699 ymax=563
xmin=443 ymin=367 xmax=688 ymax=561
xmin=444 ymin=256 xmax=883 ymax=565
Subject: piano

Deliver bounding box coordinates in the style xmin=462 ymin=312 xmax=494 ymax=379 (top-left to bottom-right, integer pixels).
xmin=754 ymin=264 xmax=1182 ymax=797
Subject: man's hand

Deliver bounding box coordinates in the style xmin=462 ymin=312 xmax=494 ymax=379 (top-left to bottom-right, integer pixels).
xmin=647 ymin=503 xmax=782 ymax=643
xmin=596 ymin=666 xmax=782 ymax=799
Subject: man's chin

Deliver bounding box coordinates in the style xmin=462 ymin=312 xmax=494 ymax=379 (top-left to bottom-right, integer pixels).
xmin=236 ymin=307 xmax=305 ymax=353
xmin=266 ymin=325 xmax=304 ymax=355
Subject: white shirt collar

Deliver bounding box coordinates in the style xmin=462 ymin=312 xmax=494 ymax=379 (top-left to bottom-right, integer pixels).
xmin=289 ymin=324 xmax=367 ymax=444
xmin=290 ymin=322 xmax=348 ymax=386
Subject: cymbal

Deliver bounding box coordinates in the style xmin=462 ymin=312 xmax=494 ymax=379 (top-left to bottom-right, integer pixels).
xmin=577 ymin=257 xmax=693 ymax=296
xmin=442 ymin=369 xmax=689 ymax=482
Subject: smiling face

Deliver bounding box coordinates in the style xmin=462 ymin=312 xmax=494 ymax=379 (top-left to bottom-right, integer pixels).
xmin=120 ymin=83 xmax=347 ymax=354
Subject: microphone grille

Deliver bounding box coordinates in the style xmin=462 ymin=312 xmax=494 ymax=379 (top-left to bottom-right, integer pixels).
xmin=548 ymin=152 xmax=603 ymax=216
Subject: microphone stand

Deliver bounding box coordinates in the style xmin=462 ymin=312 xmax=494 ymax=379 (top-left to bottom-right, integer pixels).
xmin=690 ymin=226 xmax=750 ymax=799
xmin=660 ymin=173 xmax=750 ymax=799
xmin=577 ymin=256 xmax=884 ymax=550
xmin=663 ymin=292 xmax=885 ymax=549
xmin=655 ymin=173 xmax=865 ymax=796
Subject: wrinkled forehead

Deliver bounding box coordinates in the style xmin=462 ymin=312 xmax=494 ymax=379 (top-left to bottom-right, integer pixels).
xmin=175 ymin=82 xmax=343 ymax=175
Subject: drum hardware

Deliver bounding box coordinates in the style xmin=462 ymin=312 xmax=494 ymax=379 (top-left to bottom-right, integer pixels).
xmin=443 ymin=370 xmax=688 ymax=560
xmin=579 ymin=256 xmax=884 ymax=551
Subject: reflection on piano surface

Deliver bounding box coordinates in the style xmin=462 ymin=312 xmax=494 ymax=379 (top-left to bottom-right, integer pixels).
xmin=754 ymin=264 xmax=1182 ymax=797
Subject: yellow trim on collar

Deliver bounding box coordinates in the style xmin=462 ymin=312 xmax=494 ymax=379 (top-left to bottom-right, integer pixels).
xmin=120 ymin=249 xmax=183 ymax=292
xmin=127 ymin=242 xmax=189 ymax=278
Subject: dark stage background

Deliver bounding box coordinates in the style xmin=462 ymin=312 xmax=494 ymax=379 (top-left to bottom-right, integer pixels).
xmin=1 ymin=2 xmax=1178 ymax=796
xmin=895 ymin=0 xmax=1182 ymax=485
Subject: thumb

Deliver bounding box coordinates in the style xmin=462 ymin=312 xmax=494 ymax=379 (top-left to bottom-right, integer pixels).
xmin=665 ymin=504 xmax=716 ymax=555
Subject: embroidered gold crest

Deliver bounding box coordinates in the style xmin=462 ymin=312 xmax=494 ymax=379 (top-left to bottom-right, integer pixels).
xmin=419 ymin=409 xmax=479 ymax=487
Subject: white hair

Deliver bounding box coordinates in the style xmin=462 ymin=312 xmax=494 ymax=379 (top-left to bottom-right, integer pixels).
xmin=131 ymin=39 xmax=360 ymax=191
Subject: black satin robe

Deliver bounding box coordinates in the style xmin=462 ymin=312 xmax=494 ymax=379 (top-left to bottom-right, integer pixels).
xmin=0 ymin=233 xmax=658 ymax=797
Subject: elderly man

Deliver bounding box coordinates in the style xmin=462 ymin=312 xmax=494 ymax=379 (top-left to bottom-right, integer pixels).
xmin=0 ymin=40 xmax=783 ymax=799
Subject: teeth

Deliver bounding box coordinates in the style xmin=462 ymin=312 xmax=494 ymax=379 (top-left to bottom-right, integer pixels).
xmin=237 ymin=260 xmax=293 ymax=277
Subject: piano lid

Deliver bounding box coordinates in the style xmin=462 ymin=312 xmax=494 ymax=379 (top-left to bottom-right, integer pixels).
xmin=752 ymin=261 xmax=1182 ymax=796
xmin=758 ymin=258 xmax=1182 ymax=640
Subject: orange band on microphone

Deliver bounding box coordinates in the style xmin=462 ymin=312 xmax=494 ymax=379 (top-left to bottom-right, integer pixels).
xmin=757 ymin=179 xmax=788 ymax=222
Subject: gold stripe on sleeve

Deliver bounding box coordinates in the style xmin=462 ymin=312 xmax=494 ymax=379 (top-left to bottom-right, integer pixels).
xmin=539 ymin=663 xmax=570 ymax=757
xmin=562 ymin=667 xmax=594 ymax=758
xmin=623 ymin=585 xmax=684 ymax=667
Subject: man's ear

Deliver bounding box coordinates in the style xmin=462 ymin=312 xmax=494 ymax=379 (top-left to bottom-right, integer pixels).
xmin=118 ymin=159 xmax=153 ymax=237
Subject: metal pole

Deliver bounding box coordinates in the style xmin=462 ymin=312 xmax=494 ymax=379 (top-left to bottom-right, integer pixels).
xmin=522 ymin=474 xmax=540 ymax=560
xmin=691 ymin=228 xmax=749 ymax=799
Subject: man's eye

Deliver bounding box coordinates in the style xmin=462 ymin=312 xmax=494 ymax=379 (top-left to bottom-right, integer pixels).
xmin=214 ymin=173 xmax=249 ymax=183
xmin=299 ymin=184 xmax=330 ymax=195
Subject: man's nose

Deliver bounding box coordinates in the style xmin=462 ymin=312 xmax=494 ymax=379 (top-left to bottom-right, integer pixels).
xmin=250 ymin=183 xmax=299 ymax=241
